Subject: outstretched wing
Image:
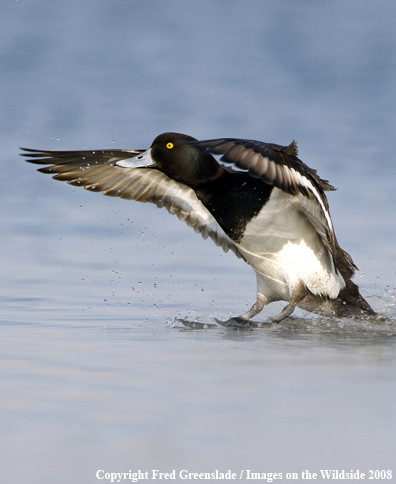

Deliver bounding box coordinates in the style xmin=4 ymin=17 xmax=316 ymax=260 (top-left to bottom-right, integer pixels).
xmin=188 ymin=138 xmax=338 ymax=253
xmin=188 ymin=138 xmax=335 ymax=193
xmin=21 ymin=148 xmax=243 ymax=259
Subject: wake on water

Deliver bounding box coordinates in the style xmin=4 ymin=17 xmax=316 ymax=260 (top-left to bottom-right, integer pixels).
xmin=173 ymin=288 xmax=396 ymax=337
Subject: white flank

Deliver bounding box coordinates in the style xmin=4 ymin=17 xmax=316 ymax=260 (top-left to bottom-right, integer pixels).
xmin=235 ymin=189 xmax=344 ymax=302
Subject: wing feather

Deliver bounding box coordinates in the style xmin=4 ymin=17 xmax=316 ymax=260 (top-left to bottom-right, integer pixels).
xmin=188 ymin=137 xmax=337 ymax=249
xmin=21 ymin=148 xmax=243 ymax=259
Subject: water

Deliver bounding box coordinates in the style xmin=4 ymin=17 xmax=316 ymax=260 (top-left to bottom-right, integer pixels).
xmin=1 ymin=1 xmax=396 ymax=483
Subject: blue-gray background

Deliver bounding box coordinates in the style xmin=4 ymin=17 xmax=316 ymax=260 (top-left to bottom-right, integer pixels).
xmin=1 ymin=1 xmax=396 ymax=483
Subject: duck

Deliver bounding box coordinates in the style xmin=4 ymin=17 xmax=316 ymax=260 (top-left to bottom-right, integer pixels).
xmin=21 ymin=132 xmax=375 ymax=324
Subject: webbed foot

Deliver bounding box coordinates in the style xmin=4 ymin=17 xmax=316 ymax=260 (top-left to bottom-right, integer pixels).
xmin=214 ymin=317 xmax=265 ymax=329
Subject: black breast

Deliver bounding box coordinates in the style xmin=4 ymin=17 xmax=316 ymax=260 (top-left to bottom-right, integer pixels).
xmin=194 ymin=171 xmax=273 ymax=243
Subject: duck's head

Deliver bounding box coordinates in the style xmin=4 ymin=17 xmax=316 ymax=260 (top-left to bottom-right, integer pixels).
xmin=117 ymin=132 xmax=223 ymax=187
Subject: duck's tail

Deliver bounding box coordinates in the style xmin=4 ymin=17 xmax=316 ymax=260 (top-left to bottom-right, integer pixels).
xmin=297 ymin=279 xmax=377 ymax=320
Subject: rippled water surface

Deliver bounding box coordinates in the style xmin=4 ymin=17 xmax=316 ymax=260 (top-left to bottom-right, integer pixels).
xmin=1 ymin=1 xmax=396 ymax=483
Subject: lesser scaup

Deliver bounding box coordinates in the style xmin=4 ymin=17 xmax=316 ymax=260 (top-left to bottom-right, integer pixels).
xmin=22 ymin=132 xmax=375 ymax=323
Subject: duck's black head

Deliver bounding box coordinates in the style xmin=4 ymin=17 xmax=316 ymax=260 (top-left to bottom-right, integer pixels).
xmin=148 ymin=132 xmax=223 ymax=187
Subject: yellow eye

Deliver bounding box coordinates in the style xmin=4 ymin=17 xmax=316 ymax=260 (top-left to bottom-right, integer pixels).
xmin=166 ymin=142 xmax=174 ymax=149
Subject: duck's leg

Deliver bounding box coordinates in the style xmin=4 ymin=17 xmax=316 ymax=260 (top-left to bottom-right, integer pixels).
xmin=237 ymin=293 xmax=297 ymax=326
xmin=267 ymin=283 xmax=311 ymax=323
xmin=218 ymin=298 xmax=295 ymax=328
xmin=239 ymin=293 xmax=269 ymax=320
xmin=215 ymin=294 xmax=268 ymax=328
xmin=267 ymin=303 xmax=295 ymax=323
